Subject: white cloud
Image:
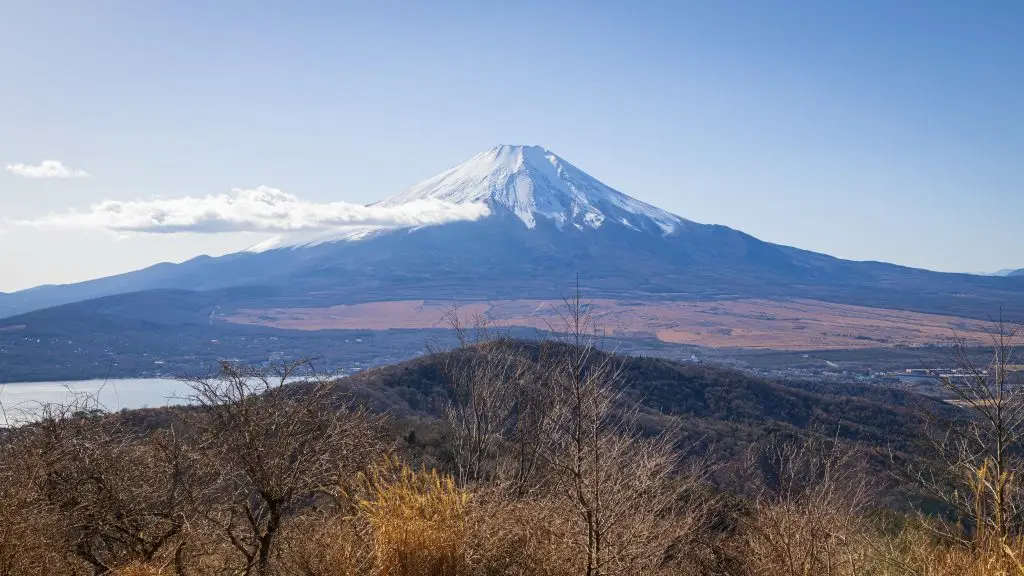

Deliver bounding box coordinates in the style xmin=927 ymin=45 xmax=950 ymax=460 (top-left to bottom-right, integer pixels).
xmin=5 ymin=160 xmax=91 ymax=179
xmin=18 ymin=186 xmax=491 ymax=233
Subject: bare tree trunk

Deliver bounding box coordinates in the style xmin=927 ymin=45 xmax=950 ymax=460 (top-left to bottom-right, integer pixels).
xmin=899 ymin=317 xmax=1024 ymax=554
xmin=537 ymin=286 xmax=712 ymax=575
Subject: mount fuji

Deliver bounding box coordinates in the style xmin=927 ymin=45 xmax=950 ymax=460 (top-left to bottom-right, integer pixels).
xmin=244 ymin=145 xmax=688 ymax=252
xmin=376 ymin=144 xmax=684 ymax=234
xmin=3 ymin=145 xmax=1024 ymax=329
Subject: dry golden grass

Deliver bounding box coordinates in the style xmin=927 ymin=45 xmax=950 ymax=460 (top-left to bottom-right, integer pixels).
xmin=867 ymin=525 xmax=1024 ymax=576
xmin=278 ymin=515 xmax=371 ymax=576
xmin=358 ymin=458 xmax=470 ymax=576
xmin=462 ymin=490 xmax=576 ymax=576
xmin=109 ymin=564 xmax=163 ymax=576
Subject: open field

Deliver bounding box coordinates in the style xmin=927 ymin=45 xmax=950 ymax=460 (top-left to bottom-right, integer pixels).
xmin=225 ymin=298 xmax=997 ymax=350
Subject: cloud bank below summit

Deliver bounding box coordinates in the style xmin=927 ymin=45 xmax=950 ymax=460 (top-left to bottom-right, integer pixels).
xmin=17 ymin=186 xmax=491 ymax=234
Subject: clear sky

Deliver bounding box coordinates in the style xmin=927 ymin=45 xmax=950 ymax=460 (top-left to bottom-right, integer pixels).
xmin=2 ymin=0 xmax=1022 ymax=292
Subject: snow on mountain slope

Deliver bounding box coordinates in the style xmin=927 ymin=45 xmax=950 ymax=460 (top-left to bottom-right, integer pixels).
xmin=265 ymin=145 xmax=690 ymax=249
xmin=377 ymin=145 xmax=688 ymax=234
xmin=245 ymin=226 xmax=393 ymax=252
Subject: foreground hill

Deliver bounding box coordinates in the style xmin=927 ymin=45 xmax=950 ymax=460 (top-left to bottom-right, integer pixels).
xmin=5 ymin=340 xmax=981 ymax=575
xmin=337 ymin=341 xmax=930 ymax=463
xmin=111 ymin=340 xmax=934 ymax=499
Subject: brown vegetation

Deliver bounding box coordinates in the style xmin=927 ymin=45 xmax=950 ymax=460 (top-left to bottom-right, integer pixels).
xmin=225 ymin=297 xmax=996 ymax=350
xmin=1 ymin=305 xmax=1023 ymax=574
xmin=739 ymin=434 xmax=874 ymax=576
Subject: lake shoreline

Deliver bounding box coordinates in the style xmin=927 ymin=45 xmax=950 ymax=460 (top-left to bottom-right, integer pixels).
xmin=0 ymin=378 xmax=193 ymax=419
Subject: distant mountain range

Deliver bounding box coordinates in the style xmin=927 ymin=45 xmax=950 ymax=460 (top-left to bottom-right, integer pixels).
xmin=2 ymin=145 xmax=1023 ymax=356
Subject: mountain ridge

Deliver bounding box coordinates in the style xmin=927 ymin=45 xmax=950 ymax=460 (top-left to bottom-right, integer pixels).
xmin=2 ymin=145 xmax=1023 ymax=326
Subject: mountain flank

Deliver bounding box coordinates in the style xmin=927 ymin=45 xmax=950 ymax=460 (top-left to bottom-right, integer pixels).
xmin=2 ymin=145 xmax=1023 ymax=350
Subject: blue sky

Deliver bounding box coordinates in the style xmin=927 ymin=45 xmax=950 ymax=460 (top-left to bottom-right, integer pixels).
xmin=1 ymin=0 xmax=1022 ymax=291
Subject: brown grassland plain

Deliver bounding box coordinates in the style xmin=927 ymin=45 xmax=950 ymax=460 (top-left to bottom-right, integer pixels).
xmin=226 ymin=298 xmax=993 ymax=350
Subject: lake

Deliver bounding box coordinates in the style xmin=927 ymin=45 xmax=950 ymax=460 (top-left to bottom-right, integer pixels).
xmin=0 ymin=378 xmax=192 ymax=422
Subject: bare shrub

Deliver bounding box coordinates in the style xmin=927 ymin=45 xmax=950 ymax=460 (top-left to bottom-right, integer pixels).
xmin=462 ymin=487 xmax=574 ymax=576
xmin=904 ymin=320 xmax=1024 ymax=554
xmin=186 ymin=360 xmax=386 ymax=575
xmin=432 ymin=310 xmax=537 ymax=488
xmin=277 ymin=514 xmax=371 ymax=576
xmin=535 ymin=292 xmax=717 ymax=576
xmin=739 ymin=433 xmax=874 ymax=576
xmin=0 ymin=430 xmax=65 ymax=575
xmin=21 ymin=398 xmax=200 ymax=575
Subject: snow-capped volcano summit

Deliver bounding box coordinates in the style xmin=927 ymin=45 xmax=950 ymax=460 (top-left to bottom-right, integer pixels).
xmin=249 ymin=145 xmax=689 ymax=251
xmin=378 ymin=145 xmax=687 ymax=234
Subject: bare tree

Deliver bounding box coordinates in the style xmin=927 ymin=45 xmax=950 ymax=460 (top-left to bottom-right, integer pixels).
xmin=433 ymin=309 xmax=537 ymax=488
xmin=0 ymin=424 xmax=65 ymax=575
xmin=499 ymin=352 xmax=556 ymax=498
xmin=23 ymin=397 xmax=200 ymax=575
xmin=740 ymin=432 xmax=874 ymax=576
xmin=432 ymin=291 xmax=716 ymax=574
xmin=904 ymin=319 xmax=1024 ymax=550
xmin=186 ymin=360 xmax=385 ymax=575
xmin=537 ymin=291 xmax=714 ymax=576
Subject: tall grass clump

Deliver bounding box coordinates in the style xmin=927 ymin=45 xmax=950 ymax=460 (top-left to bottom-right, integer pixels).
xmin=867 ymin=521 xmax=1024 ymax=576
xmin=109 ymin=563 xmax=164 ymax=576
xmin=359 ymin=458 xmax=470 ymax=576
